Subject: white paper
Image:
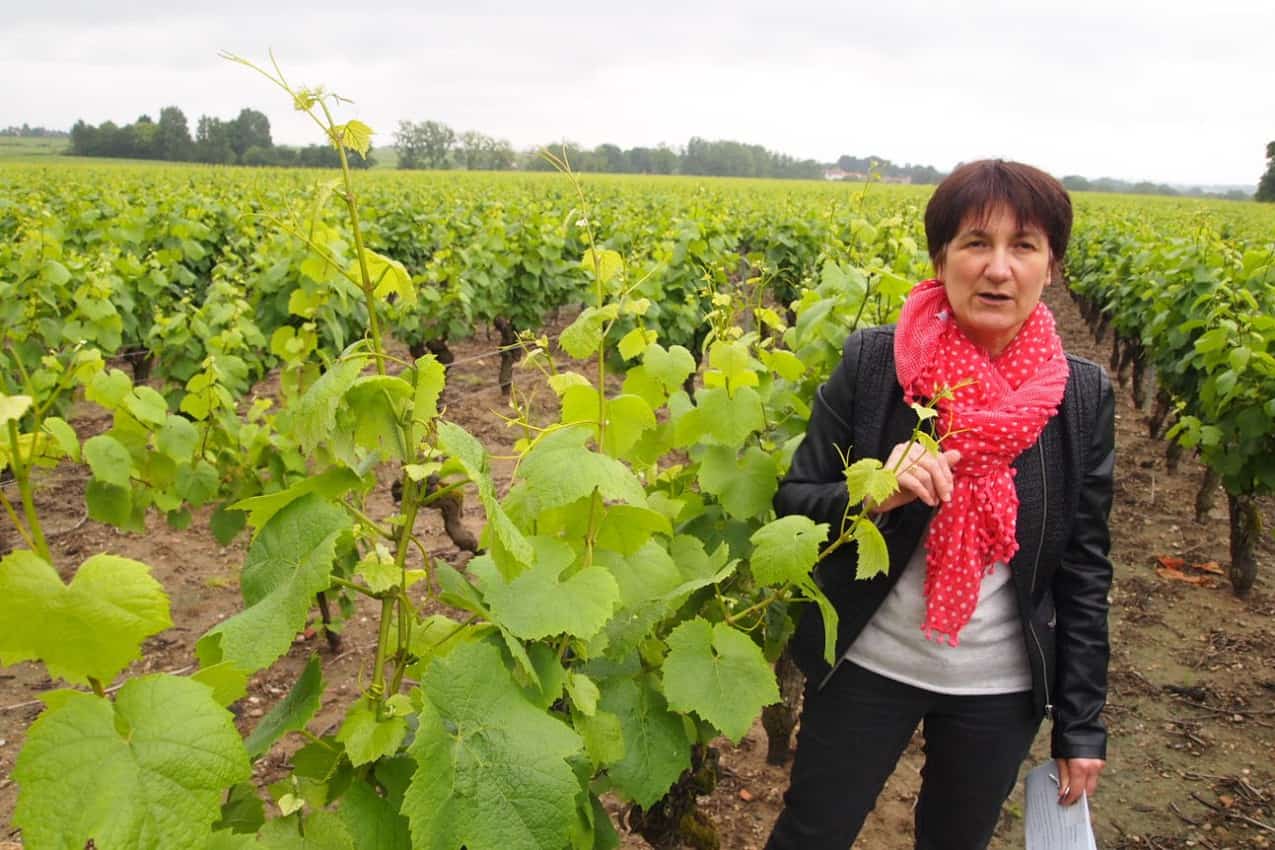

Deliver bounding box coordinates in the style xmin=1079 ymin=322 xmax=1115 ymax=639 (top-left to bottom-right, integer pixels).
xmin=1024 ymin=761 xmax=1098 ymax=850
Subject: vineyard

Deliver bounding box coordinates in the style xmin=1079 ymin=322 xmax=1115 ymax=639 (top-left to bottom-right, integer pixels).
xmin=2 ymin=77 xmax=1275 ymax=850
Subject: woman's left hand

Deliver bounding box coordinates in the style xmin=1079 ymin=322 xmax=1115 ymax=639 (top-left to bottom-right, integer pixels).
xmin=1055 ymin=757 xmax=1105 ymax=806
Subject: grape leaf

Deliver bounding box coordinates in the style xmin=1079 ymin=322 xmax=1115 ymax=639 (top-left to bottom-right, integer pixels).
xmin=156 ymin=414 xmax=198 ymax=460
xmin=597 ymin=676 xmax=691 ymax=808
xmin=341 ymin=375 xmax=413 ymax=461
xmin=594 ymin=505 xmax=672 ymax=556
xmin=675 ymin=385 xmax=764 ymax=447
xmin=853 ymin=519 xmax=890 ymax=580
xmin=293 ymin=358 xmax=363 ymax=453
xmin=341 ymin=777 xmax=411 ymax=850
xmin=580 ymin=248 xmax=623 ymax=286
xmin=696 ymin=444 xmax=777 ymax=519
xmin=519 ymin=426 xmax=645 ymax=511
xmin=12 ymin=675 xmax=250 ymax=850
xmin=125 ymin=385 xmax=169 ymax=426
xmin=437 ymin=419 xmax=534 ymax=567
xmin=484 ymin=538 xmax=621 ymax=640
xmin=661 ymin=618 xmax=779 ymax=742
xmin=750 ymin=515 xmax=829 ymax=587
xmin=641 ymin=344 xmax=696 ymax=391
xmin=411 ymin=353 xmax=446 ymax=445
xmin=707 ymin=340 xmax=761 ymax=390
xmin=258 ymin=810 xmax=356 ymax=849
xmin=83 ymin=433 xmax=133 ymax=488
xmin=198 ymin=494 xmax=349 ymax=674
xmin=338 ymin=696 xmax=408 ymax=767
xmin=42 ymin=415 xmax=80 ymax=461
xmin=559 ymin=305 xmax=619 ymax=359
xmin=191 ymin=661 xmax=249 ymax=707
xmin=0 ymin=392 xmax=32 ymax=425
xmin=404 ymin=640 xmax=585 ymax=850
xmin=244 ymin=655 xmax=324 ymax=759
xmin=0 ymin=550 xmax=170 ymax=686
xmin=333 ymin=119 xmax=373 ymax=157
xmin=232 ymin=467 xmax=362 ymax=535
xmin=844 ymin=457 xmax=898 ymax=508
xmin=359 ymin=248 xmax=415 ymax=307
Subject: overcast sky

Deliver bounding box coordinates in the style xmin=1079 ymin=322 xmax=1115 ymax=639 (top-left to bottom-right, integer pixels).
xmin=3 ymin=0 xmax=1272 ymax=187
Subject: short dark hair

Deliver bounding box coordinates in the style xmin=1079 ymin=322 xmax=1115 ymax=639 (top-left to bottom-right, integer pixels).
xmin=924 ymin=160 xmax=1072 ymax=275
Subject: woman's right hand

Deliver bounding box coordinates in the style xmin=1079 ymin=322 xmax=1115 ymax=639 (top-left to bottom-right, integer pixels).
xmin=867 ymin=443 xmax=962 ymax=515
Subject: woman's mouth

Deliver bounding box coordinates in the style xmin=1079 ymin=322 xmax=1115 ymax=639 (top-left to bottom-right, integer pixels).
xmin=977 ymin=292 xmax=1013 ymax=304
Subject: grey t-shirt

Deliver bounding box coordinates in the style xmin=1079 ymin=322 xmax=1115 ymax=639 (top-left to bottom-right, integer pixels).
xmin=845 ymin=529 xmax=1032 ymax=695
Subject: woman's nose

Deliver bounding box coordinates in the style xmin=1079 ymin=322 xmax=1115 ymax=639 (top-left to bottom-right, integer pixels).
xmin=984 ymin=248 xmax=1012 ymax=281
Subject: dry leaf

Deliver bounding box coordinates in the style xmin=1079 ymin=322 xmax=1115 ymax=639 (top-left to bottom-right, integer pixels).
xmin=1154 ymin=566 xmax=1218 ymax=588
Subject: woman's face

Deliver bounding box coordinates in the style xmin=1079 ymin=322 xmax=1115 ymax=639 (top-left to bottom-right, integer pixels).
xmin=934 ymin=203 xmax=1053 ymax=357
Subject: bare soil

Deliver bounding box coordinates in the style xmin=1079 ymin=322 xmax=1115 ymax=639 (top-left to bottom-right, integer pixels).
xmin=2 ymin=284 xmax=1273 ymax=849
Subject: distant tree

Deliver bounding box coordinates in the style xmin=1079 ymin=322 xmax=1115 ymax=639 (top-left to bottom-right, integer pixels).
xmin=458 ymin=130 xmax=487 ymax=170
xmin=481 ymin=136 xmax=515 ymax=170
xmin=129 ymin=114 xmax=158 ymax=159
xmin=1062 ymin=175 xmax=1092 ymax=191
xmin=627 ymin=146 xmax=664 ymax=174
xmin=69 ymin=120 xmax=99 ymax=155
xmin=1257 ymin=141 xmax=1275 ymax=202
xmin=155 ymin=106 xmax=194 ymax=161
xmin=229 ymin=108 xmax=271 ymax=160
xmin=195 ymin=116 xmax=235 ymax=164
xmin=595 ymin=143 xmax=628 ymax=173
xmin=394 ymin=120 xmax=455 ymax=169
xmin=96 ymin=121 xmax=125 ymax=157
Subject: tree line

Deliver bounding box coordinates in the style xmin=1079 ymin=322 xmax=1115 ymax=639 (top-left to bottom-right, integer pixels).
xmin=1 ymin=125 xmax=68 ymax=138
xmin=1062 ymin=174 xmax=1250 ymax=201
xmin=68 ymin=107 xmax=373 ymax=168
xmin=393 ymin=119 xmax=848 ymax=180
xmin=1258 ymin=142 xmax=1275 ymax=203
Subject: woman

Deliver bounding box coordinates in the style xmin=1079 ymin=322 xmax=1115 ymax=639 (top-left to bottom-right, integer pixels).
xmin=766 ymin=160 xmax=1114 ymax=850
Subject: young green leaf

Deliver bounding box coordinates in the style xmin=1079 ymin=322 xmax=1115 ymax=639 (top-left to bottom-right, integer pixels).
xmin=83 ymin=433 xmax=134 ymax=488
xmin=661 ymin=618 xmax=779 ymax=742
xmin=198 ymin=493 xmax=350 ymax=674
xmin=332 ymin=119 xmax=374 ymax=158
xmin=853 ymin=519 xmax=890 ymax=580
xmin=750 ymin=515 xmax=830 ymax=587
xmin=338 ymin=696 xmax=408 ymax=767
xmin=844 ymin=457 xmax=898 ymax=508
xmin=696 ymin=444 xmax=778 ymax=519
xmin=0 ymin=392 xmax=32 ymax=426
xmin=244 ymin=654 xmax=325 ymax=759
xmin=0 ymin=551 xmax=171 ymax=686
xmin=404 ymin=640 xmax=585 ymax=850
xmin=519 ymin=426 xmax=646 ymax=511
xmin=341 ymin=777 xmax=411 ymax=850
xmin=13 ymin=675 xmax=250 ymax=850
xmin=597 ymin=675 xmax=692 ymax=808
xmin=483 ymin=538 xmax=621 ymax=641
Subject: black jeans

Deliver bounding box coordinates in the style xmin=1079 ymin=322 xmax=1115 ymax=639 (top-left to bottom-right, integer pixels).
xmin=766 ymin=661 xmax=1041 ymax=850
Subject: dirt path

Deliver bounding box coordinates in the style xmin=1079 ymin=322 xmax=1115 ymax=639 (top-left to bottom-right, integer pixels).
xmin=2 ymin=286 xmax=1273 ymax=849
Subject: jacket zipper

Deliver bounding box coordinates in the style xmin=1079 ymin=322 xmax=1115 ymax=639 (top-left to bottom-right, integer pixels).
xmin=1027 ymin=442 xmax=1053 ymax=717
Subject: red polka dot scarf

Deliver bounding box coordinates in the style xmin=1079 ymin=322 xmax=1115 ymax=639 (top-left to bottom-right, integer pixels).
xmin=893 ymin=278 xmax=1070 ymax=645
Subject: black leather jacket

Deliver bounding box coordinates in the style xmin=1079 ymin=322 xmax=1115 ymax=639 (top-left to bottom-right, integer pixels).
xmin=779 ymin=325 xmax=1115 ymax=759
